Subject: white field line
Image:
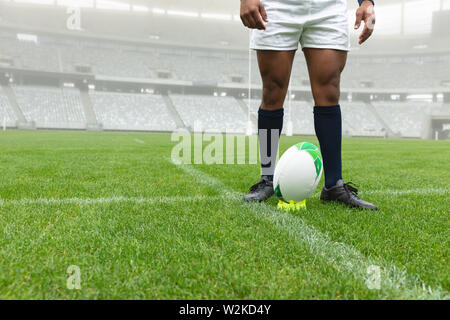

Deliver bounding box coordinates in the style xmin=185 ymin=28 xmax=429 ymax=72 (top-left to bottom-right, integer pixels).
xmin=308 ymin=188 xmax=449 ymax=198
xmin=0 ymin=195 xmax=225 ymax=206
xmin=133 ymin=138 xmax=145 ymax=144
xmin=0 ymin=188 xmax=446 ymax=207
xmin=363 ymin=188 xmax=449 ymax=196
xmin=1 ymin=188 xmax=446 ymax=207
xmin=173 ymin=162 xmax=448 ymax=300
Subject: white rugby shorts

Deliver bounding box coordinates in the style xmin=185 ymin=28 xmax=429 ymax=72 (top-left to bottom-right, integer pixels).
xmin=250 ymin=0 xmax=350 ymax=51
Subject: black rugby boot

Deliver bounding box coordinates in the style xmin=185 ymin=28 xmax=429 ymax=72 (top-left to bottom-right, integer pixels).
xmin=243 ymin=177 xmax=274 ymax=202
xmin=320 ymin=180 xmax=378 ymax=210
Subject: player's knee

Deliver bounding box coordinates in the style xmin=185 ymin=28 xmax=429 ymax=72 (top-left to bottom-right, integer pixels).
xmin=313 ymin=73 xmax=341 ymax=105
xmin=314 ymin=85 xmax=340 ymax=105
xmin=262 ymin=77 xmax=289 ymax=110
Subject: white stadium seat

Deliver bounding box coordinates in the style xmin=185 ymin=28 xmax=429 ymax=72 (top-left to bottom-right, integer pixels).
xmin=14 ymin=86 xmax=86 ymax=129
xmin=91 ymin=92 xmax=176 ymax=131
xmin=0 ymin=90 xmax=17 ymax=126
xmin=170 ymin=94 xmax=247 ymax=133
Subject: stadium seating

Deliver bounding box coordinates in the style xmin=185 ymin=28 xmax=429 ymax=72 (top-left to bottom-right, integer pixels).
xmin=7 ymin=83 xmax=441 ymax=138
xmin=245 ymin=99 xmax=387 ymax=137
xmin=372 ymin=101 xmax=432 ymax=138
xmin=1 ymin=31 xmax=448 ymax=138
xmin=90 ymin=91 xmax=176 ymax=131
xmin=244 ymin=99 xmax=315 ymax=136
xmin=170 ymin=94 xmax=247 ymax=133
xmin=0 ymin=36 xmax=60 ymax=72
xmin=244 ymin=98 xmax=262 ymax=114
xmin=246 ymin=99 xmax=386 ymax=137
xmin=60 ymin=44 xmax=154 ymax=78
xmin=14 ymin=86 xmax=86 ymax=129
xmin=0 ymin=89 xmax=17 ymax=126
xmin=431 ymin=103 xmax=450 ymax=117
xmin=2 ymin=29 xmax=449 ymax=89
xmin=285 ymin=101 xmax=315 ymax=136
xmin=341 ymin=102 xmax=385 ymax=137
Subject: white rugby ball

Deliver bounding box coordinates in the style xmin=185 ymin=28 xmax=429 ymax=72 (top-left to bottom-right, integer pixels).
xmin=273 ymin=142 xmax=323 ymax=202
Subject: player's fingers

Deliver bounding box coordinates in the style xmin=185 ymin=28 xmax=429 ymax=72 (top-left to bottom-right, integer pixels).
xmin=359 ymin=25 xmax=373 ymax=44
xmin=242 ymin=9 xmax=255 ymax=29
xmin=354 ymin=10 xmax=363 ymax=29
xmin=240 ymin=10 xmax=250 ymax=27
xmin=359 ymin=27 xmax=367 ymax=44
xmin=240 ymin=14 xmax=249 ymax=28
xmin=246 ymin=13 xmax=257 ymax=29
xmin=252 ymin=10 xmax=266 ymax=30
xmin=259 ymin=4 xmax=268 ymax=22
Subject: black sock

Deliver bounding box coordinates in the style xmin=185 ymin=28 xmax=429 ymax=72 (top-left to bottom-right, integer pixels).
xmin=314 ymin=105 xmax=342 ymax=189
xmin=258 ymin=108 xmax=284 ymax=181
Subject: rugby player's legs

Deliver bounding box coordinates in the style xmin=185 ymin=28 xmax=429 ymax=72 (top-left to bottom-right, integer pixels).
xmin=243 ymin=50 xmax=294 ymax=202
xmin=303 ymin=48 xmax=347 ymax=107
xmin=257 ymin=50 xmax=295 ymax=111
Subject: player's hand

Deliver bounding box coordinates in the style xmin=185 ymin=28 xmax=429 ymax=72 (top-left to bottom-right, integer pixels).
xmin=240 ymin=0 xmax=268 ymax=30
xmin=355 ymin=0 xmax=375 ymax=45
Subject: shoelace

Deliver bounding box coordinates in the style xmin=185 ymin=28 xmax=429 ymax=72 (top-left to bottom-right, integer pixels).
xmin=344 ymin=182 xmax=360 ymax=197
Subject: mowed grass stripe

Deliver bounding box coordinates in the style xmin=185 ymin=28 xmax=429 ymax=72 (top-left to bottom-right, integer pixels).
xmin=174 ymin=161 xmax=448 ymax=300
xmin=0 ymin=195 xmax=224 ymax=206
xmin=1 ymin=188 xmax=447 ymax=207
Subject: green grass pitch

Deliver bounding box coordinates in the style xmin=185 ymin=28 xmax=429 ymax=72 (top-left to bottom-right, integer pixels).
xmin=0 ymin=130 xmax=448 ymax=299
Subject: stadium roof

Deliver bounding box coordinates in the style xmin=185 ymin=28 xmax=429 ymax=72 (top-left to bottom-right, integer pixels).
xmin=135 ymin=0 xmax=239 ymax=13
xmin=129 ymin=0 xmax=398 ymax=12
xmin=1 ymin=0 xmax=400 ymax=14
xmin=2 ymin=0 xmax=447 ymax=39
